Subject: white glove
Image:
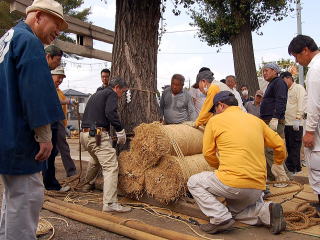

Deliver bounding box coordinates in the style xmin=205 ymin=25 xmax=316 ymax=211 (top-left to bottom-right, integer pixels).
xmin=293 ymin=119 xmax=300 ymax=131
xmin=116 ymin=129 xmax=126 ymax=145
xmin=183 ymin=121 xmax=196 ymax=128
xmin=69 ymin=98 xmax=78 ymax=105
xmin=271 ymin=164 xmax=289 ymax=187
xmin=269 ymin=118 xmax=278 ymax=131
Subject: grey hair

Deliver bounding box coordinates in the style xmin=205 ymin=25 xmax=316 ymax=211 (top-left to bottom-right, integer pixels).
xmin=196 ymin=70 xmax=215 ymax=83
xmin=108 ymin=77 xmax=128 ymax=88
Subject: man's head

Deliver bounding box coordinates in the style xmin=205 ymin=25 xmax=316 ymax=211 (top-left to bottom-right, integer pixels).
xmin=288 ymin=35 xmax=319 ymax=67
xmin=196 ymin=70 xmax=214 ymax=94
xmin=25 ymin=0 xmax=68 ymax=45
xmin=199 ymin=67 xmax=211 ymax=73
xmin=109 ymin=77 xmax=128 ymax=97
xmin=240 ymin=85 xmax=249 ymax=97
xmin=51 ymin=66 xmax=65 ymax=88
xmin=225 ymin=75 xmax=236 ymax=89
xmin=254 ymin=90 xmax=264 ymax=105
xmin=45 ymin=45 xmax=63 ymax=70
xmin=262 ymin=63 xmax=281 ymax=82
xmin=101 ymin=68 xmax=111 ymax=86
xmin=280 ymin=71 xmax=294 ymax=88
xmin=171 ymin=74 xmax=185 ymax=95
xmin=209 ymin=91 xmax=238 ymax=114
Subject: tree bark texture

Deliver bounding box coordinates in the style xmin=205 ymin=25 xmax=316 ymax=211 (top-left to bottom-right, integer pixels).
xmin=230 ymin=23 xmax=259 ymax=96
xmin=112 ymin=0 xmax=161 ymax=133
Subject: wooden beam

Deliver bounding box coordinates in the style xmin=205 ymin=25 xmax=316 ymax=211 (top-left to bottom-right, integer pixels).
xmin=5 ymin=0 xmax=115 ymax=44
xmin=53 ymin=39 xmax=112 ymax=62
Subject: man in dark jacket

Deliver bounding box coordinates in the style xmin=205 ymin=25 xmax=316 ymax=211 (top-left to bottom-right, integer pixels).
xmin=80 ymin=77 xmax=131 ymax=213
xmin=260 ymin=63 xmax=289 ymax=183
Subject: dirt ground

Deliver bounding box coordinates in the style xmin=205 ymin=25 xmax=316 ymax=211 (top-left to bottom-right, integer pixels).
xmin=1 ymin=139 xmax=319 ymax=240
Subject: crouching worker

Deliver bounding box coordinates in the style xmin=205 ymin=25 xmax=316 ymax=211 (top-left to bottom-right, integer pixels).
xmin=187 ymin=91 xmax=287 ymax=234
xmin=80 ymin=77 xmax=131 ymax=213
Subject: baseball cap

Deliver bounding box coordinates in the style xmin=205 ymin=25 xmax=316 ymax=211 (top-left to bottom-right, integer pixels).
xmin=209 ymin=91 xmax=235 ymax=113
xmin=51 ymin=66 xmax=65 ymax=77
xmin=26 ymin=0 xmax=68 ymax=31
xmin=255 ymin=90 xmax=264 ymax=97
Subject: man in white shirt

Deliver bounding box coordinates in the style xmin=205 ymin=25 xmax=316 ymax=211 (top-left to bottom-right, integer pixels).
xmin=288 ymin=34 xmax=320 ymax=212
xmin=225 ymin=75 xmax=247 ymax=112
xmin=280 ymin=71 xmax=306 ymax=175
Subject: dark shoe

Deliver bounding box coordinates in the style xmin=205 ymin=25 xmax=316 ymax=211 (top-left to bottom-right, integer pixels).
xmin=81 ymin=184 xmax=94 ymax=192
xmin=269 ymin=203 xmax=286 ymax=234
xmin=200 ymin=219 xmax=235 ymax=234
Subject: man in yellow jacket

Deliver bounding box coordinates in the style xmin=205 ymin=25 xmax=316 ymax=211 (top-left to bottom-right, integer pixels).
xmin=188 ymin=91 xmax=287 ymax=234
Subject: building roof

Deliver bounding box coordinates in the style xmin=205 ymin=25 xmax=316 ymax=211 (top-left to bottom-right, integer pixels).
xmin=63 ymin=89 xmax=90 ymax=97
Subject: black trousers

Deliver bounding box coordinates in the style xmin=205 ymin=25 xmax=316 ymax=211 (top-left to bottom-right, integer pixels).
xmin=42 ymin=128 xmax=61 ymax=190
xmin=284 ymin=125 xmax=303 ymax=173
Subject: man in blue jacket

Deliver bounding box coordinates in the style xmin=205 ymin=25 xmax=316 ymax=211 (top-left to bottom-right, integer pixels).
xmin=0 ymin=0 xmax=67 ymax=239
xmin=260 ymin=63 xmax=289 ymax=184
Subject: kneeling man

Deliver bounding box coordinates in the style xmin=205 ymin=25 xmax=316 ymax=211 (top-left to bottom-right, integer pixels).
xmin=188 ymin=91 xmax=287 ymax=234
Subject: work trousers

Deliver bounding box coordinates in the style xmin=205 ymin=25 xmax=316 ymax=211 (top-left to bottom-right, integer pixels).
xmin=265 ymin=121 xmax=288 ymax=180
xmin=56 ymin=121 xmax=76 ymax=177
xmin=188 ymin=172 xmax=271 ymax=225
xmin=42 ymin=128 xmax=61 ymax=190
xmin=305 ymin=148 xmax=320 ymax=194
xmin=0 ymin=173 xmax=44 ymax=240
xmin=80 ymin=131 xmax=118 ymax=206
xmin=284 ymin=126 xmax=303 ymax=173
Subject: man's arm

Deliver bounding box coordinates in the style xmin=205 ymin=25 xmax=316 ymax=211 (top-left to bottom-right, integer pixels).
xmin=263 ymin=121 xmax=287 ymax=165
xmin=186 ymin=93 xmax=197 ymax=121
xmin=273 ymin=79 xmax=288 ymax=119
xmin=105 ymin=93 xmax=123 ymax=132
xmin=34 ymin=124 xmax=52 ymax=161
xmin=296 ymin=85 xmax=306 ymax=120
xmin=202 ymin=119 xmax=219 ymax=169
xmin=195 ymin=85 xmax=220 ymax=127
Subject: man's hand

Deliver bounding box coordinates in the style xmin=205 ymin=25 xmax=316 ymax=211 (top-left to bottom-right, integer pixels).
xmin=303 ymin=131 xmax=315 ymax=148
xmin=35 ymin=142 xmax=53 ymax=161
xmin=184 ymin=121 xmax=199 ymax=129
xmin=116 ymin=129 xmax=126 ymax=145
xmin=269 ymin=118 xmax=278 ymax=131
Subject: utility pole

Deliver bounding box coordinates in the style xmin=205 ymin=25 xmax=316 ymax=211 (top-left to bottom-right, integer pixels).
xmin=296 ymin=0 xmax=304 ymax=85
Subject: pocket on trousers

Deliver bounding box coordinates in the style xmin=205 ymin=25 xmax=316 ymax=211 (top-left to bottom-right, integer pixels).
xmin=309 ymin=152 xmax=320 ymax=171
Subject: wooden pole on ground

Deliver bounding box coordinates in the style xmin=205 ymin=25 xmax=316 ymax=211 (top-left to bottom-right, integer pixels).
xmin=43 ymin=201 xmax=166 ymax=240
xmin=44 ymin=197 xmax=214 ymax=240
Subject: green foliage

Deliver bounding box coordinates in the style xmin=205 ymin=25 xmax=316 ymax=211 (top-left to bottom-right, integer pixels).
xmin=178 ymin=0 xmax=294 ymax=47
xmin=257 ymin=58 xmax=297 ymax=77
xmin=0 ymin=2 xmax=21 ymax=37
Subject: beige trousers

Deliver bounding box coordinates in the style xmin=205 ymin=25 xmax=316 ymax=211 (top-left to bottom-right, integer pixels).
xmin=80 ymin=131 xmax=118 ymax=206
xmin=188 ymin=171 xmax=271 ymax=225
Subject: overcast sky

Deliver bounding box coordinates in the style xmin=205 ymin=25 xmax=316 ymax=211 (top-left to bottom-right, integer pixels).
xmin=59 ymin=0 xmax=320 ymax=94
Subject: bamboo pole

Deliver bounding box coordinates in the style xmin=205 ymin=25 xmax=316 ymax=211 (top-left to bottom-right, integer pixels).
xmin=43 ymin=201 xmax=166 ymax=240
xmin=44 ymin=197 xmax=214 ymax=240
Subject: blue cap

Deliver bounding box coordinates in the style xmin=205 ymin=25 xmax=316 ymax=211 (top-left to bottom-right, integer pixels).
xmin=263 ymin=62 xmax=281 ymax=73
xmin=209 ymin=91 xmax=235 ymax=113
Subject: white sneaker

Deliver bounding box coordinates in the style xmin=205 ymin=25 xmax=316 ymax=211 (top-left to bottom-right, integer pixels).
xmin=59 ymin=186 xmax=71 ymax=192
xmin=103 ymin=203 xmax=131 ymax=213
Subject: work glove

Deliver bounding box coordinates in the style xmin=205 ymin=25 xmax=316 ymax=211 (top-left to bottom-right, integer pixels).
xmin=69 ymin=98 xmax=78 ymax=105
xmin=183 ymin=121 xmax=198 ymax=129
xmin=271 ymin=164 xmax=289 ymax=188
xmin=269 ymin=118 xmax=278 ymax=131
xmin=293 ymin=119 xmax=300 ymax=131
xmin=116 ymin=129 xmax=126 ymax=145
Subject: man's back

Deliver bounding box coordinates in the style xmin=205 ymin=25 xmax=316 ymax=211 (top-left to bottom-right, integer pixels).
xmin=203 ymin=107 xmax=286 ymax=190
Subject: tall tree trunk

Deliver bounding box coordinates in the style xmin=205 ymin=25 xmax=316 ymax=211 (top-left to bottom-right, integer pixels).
xmin=230 ymin=23 xmax=259 ymax=96
xmin=111 ymin=0 xmax=161 ymax=133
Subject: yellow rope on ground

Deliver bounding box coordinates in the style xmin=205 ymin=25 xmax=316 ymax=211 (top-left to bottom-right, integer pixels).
xmin=37 ymin=217 xmax=69 ymax=240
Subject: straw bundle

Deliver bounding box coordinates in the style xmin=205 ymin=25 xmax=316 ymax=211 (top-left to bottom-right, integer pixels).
xmin=118 ymin=151 xmax=145 ymax=198
xmin=145 ymin=154 xmax=214 ymax=204
xmin=130 ymin=122 xmax=171 ymax=169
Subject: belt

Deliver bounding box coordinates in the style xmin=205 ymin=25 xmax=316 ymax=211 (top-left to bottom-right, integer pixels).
xmin=82 ymin=127 xmax=108 ymax=132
